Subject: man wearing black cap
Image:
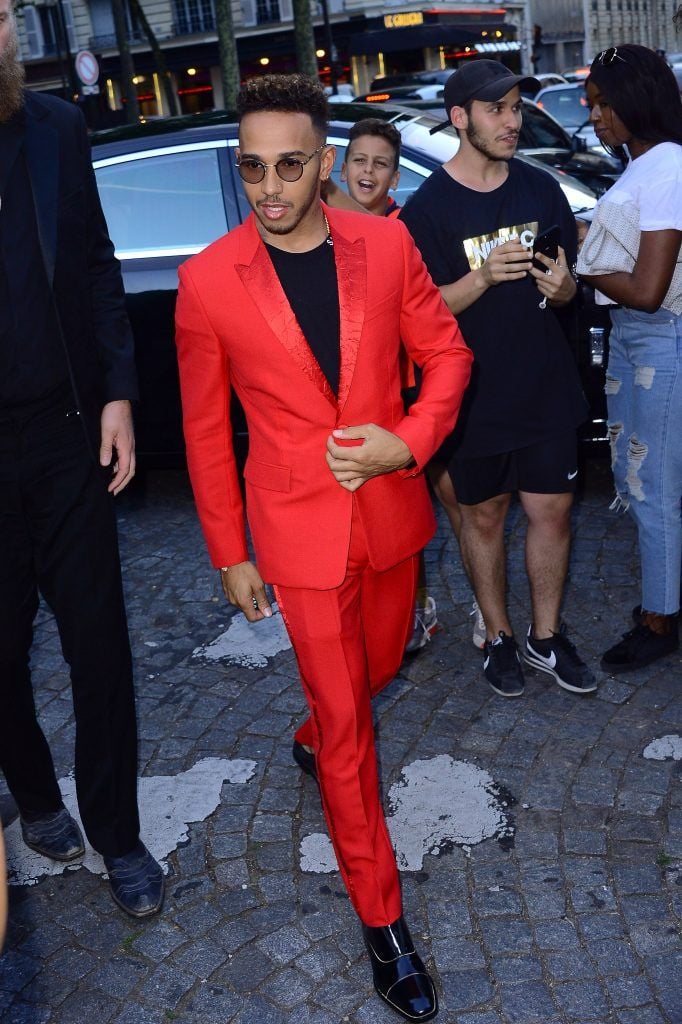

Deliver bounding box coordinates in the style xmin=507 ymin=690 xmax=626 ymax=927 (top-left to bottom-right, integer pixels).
xmin=400 ymin=60 xmax=595 ymax=699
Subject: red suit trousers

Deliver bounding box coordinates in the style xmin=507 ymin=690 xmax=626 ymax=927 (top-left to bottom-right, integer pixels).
xmin=274 ymin=502 xmax=418 ymax=927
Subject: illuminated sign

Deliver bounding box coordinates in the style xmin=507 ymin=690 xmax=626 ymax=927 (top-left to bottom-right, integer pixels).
xmin=384 ymin=11 xmax=424 ymax=28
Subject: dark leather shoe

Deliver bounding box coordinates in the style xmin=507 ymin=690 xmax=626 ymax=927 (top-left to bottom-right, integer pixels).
xmin=20 ymin=808 xmax=85 ymax=861
xmin=104 ymin=842 xmax=164 ymax=918
xmin=292 ymin=740 xmax=318 ymax=785
xmin=363 ymin=915 xmax=438 ymax=1021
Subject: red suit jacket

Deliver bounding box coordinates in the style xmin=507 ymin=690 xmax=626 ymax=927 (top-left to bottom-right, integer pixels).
xmin=175 ymin=205 xmax=472 ymax=590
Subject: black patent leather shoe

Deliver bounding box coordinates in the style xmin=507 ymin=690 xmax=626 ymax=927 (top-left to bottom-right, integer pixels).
xmin=20 ymin=807 xmax=85 ymax=862
xmin=292 ymin=740 xmax=318 ymax=786
xmin=363 ymin=915 xmax=438 ymax=1021
xmin=104 ymin=841 xmax=164 ymax=918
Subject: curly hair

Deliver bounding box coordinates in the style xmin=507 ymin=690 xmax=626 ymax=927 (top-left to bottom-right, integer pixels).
xmin=237 ymin=74 xmax=328 ymax=138
xmin=588 ymin=44 xmax=682 ymax=147
xmin=346 ymin=118 xmax=401 ymax=170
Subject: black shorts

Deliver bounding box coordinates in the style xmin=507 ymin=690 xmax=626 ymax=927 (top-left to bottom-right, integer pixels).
xmin=449 ymin=430 xmax=579 ymax=506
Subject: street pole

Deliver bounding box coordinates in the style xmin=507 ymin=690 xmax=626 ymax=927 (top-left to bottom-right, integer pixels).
xmin=54 ymin=0 xmax=78 ymax=97
xmin=319 ymin=0 xmax=338 ymax=94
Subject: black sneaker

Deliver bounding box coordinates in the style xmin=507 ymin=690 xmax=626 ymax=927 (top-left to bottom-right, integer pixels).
xmin=483 ymin=632 xmax=525 ymax=697
xmin=601 ymin=624 xmax=679 ymax=674
xmin=524 ymin=624 xmax=597 ymax=694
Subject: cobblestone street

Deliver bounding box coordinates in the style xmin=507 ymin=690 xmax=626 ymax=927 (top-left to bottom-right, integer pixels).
xmin=1 ymin=458 xmax=681 ymax=1024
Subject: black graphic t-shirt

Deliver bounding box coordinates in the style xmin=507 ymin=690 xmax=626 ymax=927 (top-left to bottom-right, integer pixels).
xmin=400 ymin=159 xmax=588 ymax=459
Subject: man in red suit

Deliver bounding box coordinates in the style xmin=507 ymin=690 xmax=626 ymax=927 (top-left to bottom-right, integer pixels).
xmin=175 ymin=74 xmax=471 ymax=1022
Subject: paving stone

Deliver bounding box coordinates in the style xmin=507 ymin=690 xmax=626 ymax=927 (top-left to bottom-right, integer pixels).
xmin=261 ymin=967 xmax=315 ymax=1008
xmin=553 ymin=980 xmax=610 ymax=1019
xmin=86 ymin=956 xmax=148 ymax=998
xmin=50 ymin=989 xmax=118 ymax=1023
xmin=440 ymin=969 xmax=494 ymax=1012
xmin=233 ymin=995 xmax=289 ymax=1024
xmin=432 ymin=938 xmax=486 ymax=971
xmin=533 ymin=920 xmax=581 ymax=951
xmin=131 ymin=922 xmax=187 ymax=961
xmin=137 ymin=963 xmax=195 ymax=1009
xmin=479 ymin=918 xmax=533 ymax=954
xmin=545 ymin=950 xmax=597 ymax=981
xmin=490 ymin=956 xmax=543 ymax=983
xmin=616 ymin=1007 xmax=668 ymax=1024
xmin=172 ymin=936 xmax=227 ymax=978
xmin=256 ymin=925 xmax=311 ymax=965
xmin=498 ymin=981 xmax=557 ymax=1022
xmin=2 ymin=1005 xmax=52 ymax=1024
xmin=605 ymin=973 xmax=655 ymax=1008
xmin=314 ymin=975 xmax=365 ymax=1014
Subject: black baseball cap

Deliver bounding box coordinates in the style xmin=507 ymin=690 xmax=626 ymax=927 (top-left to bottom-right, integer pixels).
xmin=429 ymin=60 xmax=540 ymax=134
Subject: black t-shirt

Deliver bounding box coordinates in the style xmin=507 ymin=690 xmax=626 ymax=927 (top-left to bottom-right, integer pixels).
xmin=399 ymin=159 xmax=588 ymax=459
xmin=265 ymin=236 xmax=340 ymax=396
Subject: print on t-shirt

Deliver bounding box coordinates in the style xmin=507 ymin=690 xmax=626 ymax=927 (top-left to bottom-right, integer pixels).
xmin=463 ymin=221 xmax=538 ymax=271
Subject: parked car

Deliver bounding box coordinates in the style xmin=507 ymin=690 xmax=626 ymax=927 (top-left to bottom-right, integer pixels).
xmin=90 ymin=102 xmax=610 ymax=462
xmin=520 ymin=72 xmax=568 ymax=97
xmin=353 ymin=92 xmax=621 ymax=193
xmin=534 ymin=82 xmax=604 ymax=153
xmin=357 ymin=84 xmax=445 ymax=108
xmin=369 ymin=69 xmax=452 ymax=91
xmin=561 ymin=66 xmax=590 ymax=82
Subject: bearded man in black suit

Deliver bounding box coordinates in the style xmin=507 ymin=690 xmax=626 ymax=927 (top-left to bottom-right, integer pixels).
xmin=0 ymin=0 xmax=162 ymax=917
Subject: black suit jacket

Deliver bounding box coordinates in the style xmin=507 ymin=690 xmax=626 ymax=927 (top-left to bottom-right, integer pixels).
xmin=22 ymin=91 xmax=137 ymax=448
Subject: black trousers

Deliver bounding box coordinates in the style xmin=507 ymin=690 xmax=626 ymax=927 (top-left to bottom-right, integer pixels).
xmin=0 ymin=388 xmax=140 ymax=857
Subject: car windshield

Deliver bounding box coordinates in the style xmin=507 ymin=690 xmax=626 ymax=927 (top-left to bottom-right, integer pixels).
xmin=537 ymin=87 xmax=589 ymax=129
xmin=518 ymin=103 xmax=570 ymax=149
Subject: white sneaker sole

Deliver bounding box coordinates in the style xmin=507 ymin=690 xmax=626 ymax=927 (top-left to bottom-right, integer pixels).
xmin=523 ymin=649 xmax=597 ymax=694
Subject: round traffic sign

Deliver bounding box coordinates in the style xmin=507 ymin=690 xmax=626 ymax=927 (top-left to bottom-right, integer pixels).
xmin=75 ymin=50 xmax=99 ymax=87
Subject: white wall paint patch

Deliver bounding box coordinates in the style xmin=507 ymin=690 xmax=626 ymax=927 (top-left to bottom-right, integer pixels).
xmin=193 ymin=604 xmax=291 ymax=668
xmin=299 ymin=755 xmax=514 ymax=873
xmin=643 ymin=735 xmax=682 ymax=761
xmin=6 ymin=757 xmax=256 ymax=887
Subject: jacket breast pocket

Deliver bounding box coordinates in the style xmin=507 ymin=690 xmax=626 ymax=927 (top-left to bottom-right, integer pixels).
xmin=244 ymin=458 xmax=292 ymax=493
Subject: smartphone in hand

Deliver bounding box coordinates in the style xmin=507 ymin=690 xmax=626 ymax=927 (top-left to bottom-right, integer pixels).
xmin=532 ymin=225 xmax=560 ymax=272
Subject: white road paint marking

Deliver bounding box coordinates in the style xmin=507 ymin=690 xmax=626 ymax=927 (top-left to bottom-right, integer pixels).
xmin=193 ymin=604 xmax=291 ymax=668
xmin=6 ymin=757 xmax=256 ymax=887
xmin=643 ymin=735 xmax=682 ymax=761
xmin=300 ymin=755 xmax=514 ymax=873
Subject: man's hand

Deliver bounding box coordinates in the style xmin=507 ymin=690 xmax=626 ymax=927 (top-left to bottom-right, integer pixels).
xmin=100 ymin=400 xmax=135 ymax=495
xmin=326 ymin=424 xmax=413 ymax=492
xmin=480 ymin=240 xmax=533 ymax=287
xmin=220 ymin=561 xmax=273 ymax=622
xmin=529 ymin=245 xmax=576 ymax=305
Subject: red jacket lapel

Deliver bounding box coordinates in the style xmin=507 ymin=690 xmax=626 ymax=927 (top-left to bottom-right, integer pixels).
xmin=235 ymin=208 xmax=367 ymax=413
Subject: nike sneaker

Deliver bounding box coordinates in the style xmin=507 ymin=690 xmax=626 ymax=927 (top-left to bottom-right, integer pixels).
xmin=483 ymin=632 xmax=525 ymax=697
xmin=404 ymin=596 xmax=438 ymax=656
xmin=470 ymin=598 xmax=486 ymax=650
xmin=524 ymin=624 xmax=597 ymax=693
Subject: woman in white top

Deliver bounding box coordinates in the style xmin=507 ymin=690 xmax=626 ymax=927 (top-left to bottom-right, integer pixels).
xmin=579 ymin=44 xmax=682 ymax=673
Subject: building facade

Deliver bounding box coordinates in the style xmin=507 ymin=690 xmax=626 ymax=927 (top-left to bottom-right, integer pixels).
xmin=13 ymin=0 xmax=682 ymax=126
xmin=14 ymin=0 xmax=531 ymax=124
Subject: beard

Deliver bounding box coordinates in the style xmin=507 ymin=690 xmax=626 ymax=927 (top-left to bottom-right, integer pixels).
xmin=465 ymin=116 xmax=515 ymax=162
xmin=254 ymin=180 xmax=319 ymax=237
xmin=0 ymin=31 xmax=25 ymax=124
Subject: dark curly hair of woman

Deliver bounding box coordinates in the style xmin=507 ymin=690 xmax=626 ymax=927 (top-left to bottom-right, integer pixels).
xmin=237 ymin=74 xmax=328 ymax=139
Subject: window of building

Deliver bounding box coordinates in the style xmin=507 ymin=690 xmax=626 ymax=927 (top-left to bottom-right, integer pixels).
xmin=173 ymin=0 xmax=216 ymax=34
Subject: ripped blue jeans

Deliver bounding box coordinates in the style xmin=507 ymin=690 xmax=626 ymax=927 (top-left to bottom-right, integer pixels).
xmin=606 ymin=307 xmax=682 ymax=615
